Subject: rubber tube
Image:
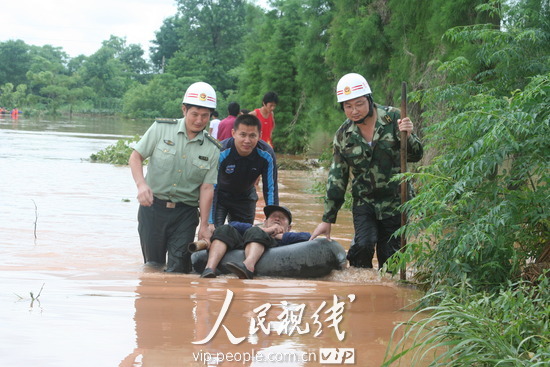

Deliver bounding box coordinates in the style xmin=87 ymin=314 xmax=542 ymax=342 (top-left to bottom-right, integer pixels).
xmin=191 ymin=238 xmax=347 ymax=278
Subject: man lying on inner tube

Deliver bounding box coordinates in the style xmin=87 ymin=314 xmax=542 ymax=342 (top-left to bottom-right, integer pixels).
xmin=200 ymin=205 xmax=310 ymax=279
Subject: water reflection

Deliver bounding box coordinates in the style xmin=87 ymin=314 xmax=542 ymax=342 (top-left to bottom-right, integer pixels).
xmin=120 ymin=274 xmax=420 ymax=367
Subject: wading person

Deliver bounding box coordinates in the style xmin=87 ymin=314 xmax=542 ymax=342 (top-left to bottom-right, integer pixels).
xmin=310 ymin=73 xmax=423 ymax=269
xmin=211 ymin=113 xmax=278 ymax=227
xmin=250 ymin=91 xmax=278 ymax=147
xmin=129 ymin=82 xmax=221 ymax=273
xmin=201 ymin=205 xmax=310 ymax=279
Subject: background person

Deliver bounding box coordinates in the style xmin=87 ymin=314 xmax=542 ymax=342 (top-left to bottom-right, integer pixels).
xmin=216 ymin=102 xmax=240 ymax=141
xmin=129 ymin=82 xmax=221 ymax=273
xmin=208 ymin=110 xmax=220 ymax=139
xmin=201 ymin=205 xmax=310 ymax=279
xmin=250 ymin=91 xmax=278 ymax=147
xmin=210 ymin=114 xmax=278 ymax=228
xmin=310 ymin=73 xmax=423 ymax=269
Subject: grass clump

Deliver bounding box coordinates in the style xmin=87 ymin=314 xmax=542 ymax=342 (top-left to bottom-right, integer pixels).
xmin=384 ymin=276 xmax=550 ymax=366
xmin=90 ymin=135 xmax=140 ymax=165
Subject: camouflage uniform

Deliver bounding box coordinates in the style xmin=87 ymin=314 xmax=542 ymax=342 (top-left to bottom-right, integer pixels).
xmin=323 ymin=105 xmax=423 ymax=268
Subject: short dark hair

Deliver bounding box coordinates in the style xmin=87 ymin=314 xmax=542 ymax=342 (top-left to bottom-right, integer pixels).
xmin=227 ymin=102 xmax=240 ymax=116
xmin=233 ymin=114 xmax=261 ymax=132
xmin=211 ymin=110 xmax=219 ymax=118
xmin=240 ymin=109 xmax=250 ymax=115
xmin=262 ymin=91 xmax=278 ymax=105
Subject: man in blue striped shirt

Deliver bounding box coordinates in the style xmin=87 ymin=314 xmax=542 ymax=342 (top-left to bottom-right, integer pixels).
xmin=210 ymin=114 xmax=279 ymax=227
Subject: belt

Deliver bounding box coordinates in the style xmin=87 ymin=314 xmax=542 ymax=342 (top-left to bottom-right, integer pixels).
xmin=153 ymin=197 xmax=186 ymax=209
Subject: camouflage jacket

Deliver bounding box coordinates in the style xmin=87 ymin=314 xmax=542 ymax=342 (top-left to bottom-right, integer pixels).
xmin=323 ymin=105 xmax=423 ymax=222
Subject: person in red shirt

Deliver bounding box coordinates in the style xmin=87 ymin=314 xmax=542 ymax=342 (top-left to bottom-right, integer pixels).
xmin=250 ymin=91 xmax=278 ymax=147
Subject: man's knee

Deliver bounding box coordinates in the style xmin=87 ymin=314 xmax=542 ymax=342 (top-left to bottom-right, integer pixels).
xmin=211 ymin=225 xmax=243 ymax=250
xmin=242 ymin=227 xmax=273 ymax=249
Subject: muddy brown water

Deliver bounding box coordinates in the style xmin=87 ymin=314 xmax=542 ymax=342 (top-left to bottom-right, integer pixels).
xmin=0 ymin=117 xmax=422 ymax=367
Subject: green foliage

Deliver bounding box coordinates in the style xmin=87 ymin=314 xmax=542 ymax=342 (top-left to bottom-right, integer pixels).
xmin=0 ymin=40 xmax=32 ymax=86
xmin=389 ymin=0 xmax=550 ymax=293
xmin=395 ymin=74 xmax=549 ymax=292
xmin=150 ymin=16 xmax=182 ymax=71
xmin=383 ymin=277 xmax=550 ymax=366
xmin=163 ymin=0 xmax=247 ymax=95
xmin=122 ymin=73 xmax=184 ymax=119
xmin=90 ymin=136 xmax=141 ymax=165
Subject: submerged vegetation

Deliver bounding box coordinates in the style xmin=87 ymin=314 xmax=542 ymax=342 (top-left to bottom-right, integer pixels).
xmin=89 ymin=135 xmax=140 ymax=165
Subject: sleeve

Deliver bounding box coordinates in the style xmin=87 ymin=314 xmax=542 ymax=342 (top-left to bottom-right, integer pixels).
xmin=322 ymin=133 xmax=349 ymax=223
xmin=407 ymin=134 xmax=423 ymax=163
xmin=134 ymin=122 xmax=159 ymax=159
xmin=260 ymin=143 xmax=279 ymax=205
xmin=280 ymin=232 xmax=311 ymax=246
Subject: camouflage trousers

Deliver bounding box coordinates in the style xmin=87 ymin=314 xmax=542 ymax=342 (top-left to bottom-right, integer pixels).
xmin=347 ymin=204 xmax=401 ymax=269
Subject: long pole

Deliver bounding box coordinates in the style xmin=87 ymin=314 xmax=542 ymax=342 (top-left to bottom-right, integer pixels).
xmin=400 ymin=82 xmax=408 ymax=281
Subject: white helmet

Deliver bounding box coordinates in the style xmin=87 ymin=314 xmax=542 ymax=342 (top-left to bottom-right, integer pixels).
xmin=182 ymin=82 xmax=217 ymax=109
xmin=336 ymin=73 xmax=372 ymax=103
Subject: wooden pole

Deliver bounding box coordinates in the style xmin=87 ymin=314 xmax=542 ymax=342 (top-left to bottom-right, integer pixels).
xmin=400 ymin=82 xmax=408 ymax=281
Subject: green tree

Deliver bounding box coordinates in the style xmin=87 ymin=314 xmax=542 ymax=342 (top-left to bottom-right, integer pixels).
xmin=325 ymin=0 xmax=390 ymax=99
xmin=392 ymin=0 xmax=550 ymax=293
xmin=293 ymin=0 xmax=339 ymax=150
xmin=122 ymin=73 xmax=185 ymax=119
xmin=167 ymin=0 xmax=247 ymax=94
xmin=0 ymin=40 xmax=32 ymax=86
xmin=0 ymin=83 xmax=28 ymax=109
xmin=150 ymin=15 xmax=183 ymax=71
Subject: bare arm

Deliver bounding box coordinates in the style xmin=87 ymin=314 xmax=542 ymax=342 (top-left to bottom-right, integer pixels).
xmin=129 ymin=150 xmax=153 ymax=206
xmin=198 ymin=183 xmax=214 ymax=241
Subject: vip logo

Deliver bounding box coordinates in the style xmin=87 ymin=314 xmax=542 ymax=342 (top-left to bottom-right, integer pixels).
xmin=319 ymin=348 xmax=355 ymax=364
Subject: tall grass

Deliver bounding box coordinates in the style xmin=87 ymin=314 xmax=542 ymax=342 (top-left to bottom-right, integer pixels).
xmin=383 ymin=276 xmax=549 ymax=366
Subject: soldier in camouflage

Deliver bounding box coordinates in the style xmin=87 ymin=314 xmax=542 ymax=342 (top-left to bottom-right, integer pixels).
xmin=310 ymin=73 xmax=423 ymax=269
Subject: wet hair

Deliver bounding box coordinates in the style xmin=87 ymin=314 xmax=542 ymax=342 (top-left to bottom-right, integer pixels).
xmin=211 ymin=110 xmax=219 ymax=118
xmin=262 ymin=91 xmax=279 ymax=105
xmin=227 ymin=102 xmax=240 ymax=116
xmin=233 ymin=114 xmax=261 ymax=132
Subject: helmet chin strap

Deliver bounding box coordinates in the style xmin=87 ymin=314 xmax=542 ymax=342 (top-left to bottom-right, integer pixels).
xmin=353 ymin=95 xmax=374 ymax=124
xmin=353 ymin=116 xmax=368 ymax=124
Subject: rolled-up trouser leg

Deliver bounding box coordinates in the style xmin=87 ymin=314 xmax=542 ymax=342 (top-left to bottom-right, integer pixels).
xmin=242 ymin=226 xmax=277 ymax=249
xmin=348 ymin=204 xmax=378 ymax=268
xmin=210 ymin=224 xmax=245 ymax=250
xmin=376 ymin=214 xmax=401 ymax=268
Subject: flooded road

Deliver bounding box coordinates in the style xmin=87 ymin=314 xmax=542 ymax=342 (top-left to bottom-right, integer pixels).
xmin=0 ymin=117 xmax=421 ymax=366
